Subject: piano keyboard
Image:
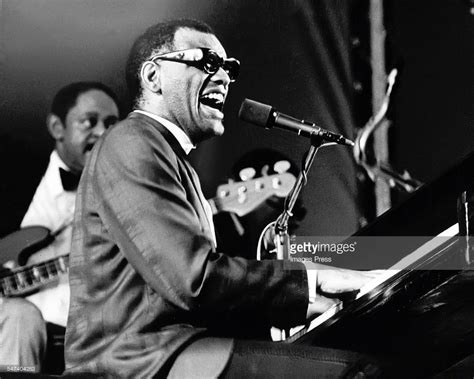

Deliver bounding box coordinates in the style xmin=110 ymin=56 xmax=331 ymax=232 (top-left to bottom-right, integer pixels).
xmin=273 ymin=223 xmax=460 ymax=342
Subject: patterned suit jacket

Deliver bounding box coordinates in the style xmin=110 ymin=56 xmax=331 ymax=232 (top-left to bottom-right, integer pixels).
xmin=65 ymin=112 xmax=308 ymax=377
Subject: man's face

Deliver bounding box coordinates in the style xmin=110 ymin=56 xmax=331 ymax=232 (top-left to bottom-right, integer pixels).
xmin=158 ymin=28 xmax=232 ymax=143
xmin=58 ymin=89 xmax=119 ymax=172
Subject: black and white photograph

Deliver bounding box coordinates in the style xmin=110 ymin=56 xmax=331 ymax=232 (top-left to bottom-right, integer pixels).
xmin=0 ymin=0 xmax=473 ymax=377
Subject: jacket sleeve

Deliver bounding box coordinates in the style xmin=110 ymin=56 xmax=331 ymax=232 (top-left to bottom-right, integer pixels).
xmin=93 ymin=127 xmax=309 ymax=328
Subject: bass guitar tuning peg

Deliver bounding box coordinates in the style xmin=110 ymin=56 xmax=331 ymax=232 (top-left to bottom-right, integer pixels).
xmin=239 ymin=167 xmax=256 ymax=181
xmin=273 ymin=160 xmax=291 ymax=174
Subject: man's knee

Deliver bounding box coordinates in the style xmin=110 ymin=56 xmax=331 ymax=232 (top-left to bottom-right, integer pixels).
xmin=1 ymin=298 xmax=46 ymax=335
xmin=0 ymin=298 xmax=47 ymax=356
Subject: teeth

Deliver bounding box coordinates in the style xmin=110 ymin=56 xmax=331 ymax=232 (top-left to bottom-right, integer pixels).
xmin=201 ymin=93 xmax=224 ymax=103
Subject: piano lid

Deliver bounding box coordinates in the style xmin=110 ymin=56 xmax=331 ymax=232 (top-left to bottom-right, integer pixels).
xmin=355 ymin=150 xmax=474 ymax=237
xmin=284 ymin=151 xmax=474 ymax=376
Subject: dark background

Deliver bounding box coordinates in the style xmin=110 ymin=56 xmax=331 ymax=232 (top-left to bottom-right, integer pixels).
xmin=0 ymin=0 xmax=472 ymax=241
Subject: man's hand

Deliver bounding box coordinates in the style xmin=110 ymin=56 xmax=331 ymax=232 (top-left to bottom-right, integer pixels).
xmin=316 ymin=266 xmax=382 ymax=295
xmin=2 ymin=259 xmax=17 ymax=270
xmin=306 ymin=295 xmax=340 ymax=318
xmin=303 ymin=262 xmax=382 ymax=319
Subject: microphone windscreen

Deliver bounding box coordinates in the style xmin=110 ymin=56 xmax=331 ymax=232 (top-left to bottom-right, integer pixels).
xmin=238 ymin=99 xmax=273 ymax=128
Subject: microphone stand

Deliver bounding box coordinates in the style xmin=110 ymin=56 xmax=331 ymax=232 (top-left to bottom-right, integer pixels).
xmin=274 ymin=134 xmax=325 ymax=260
xmin=269 ymin=134 xmax=325 ymax=341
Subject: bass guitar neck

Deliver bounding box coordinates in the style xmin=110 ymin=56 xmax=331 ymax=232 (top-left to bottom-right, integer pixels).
xmin=0 ymin=254 xmax=69 ymax=298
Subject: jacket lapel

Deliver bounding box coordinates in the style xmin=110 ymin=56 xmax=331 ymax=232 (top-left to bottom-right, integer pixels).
xmin=127 ymin=112 xmax=215 ymax=248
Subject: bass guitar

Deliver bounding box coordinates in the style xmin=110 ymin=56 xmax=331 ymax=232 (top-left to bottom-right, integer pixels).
xmin=0 ymin=172 xmax=296 ymax=324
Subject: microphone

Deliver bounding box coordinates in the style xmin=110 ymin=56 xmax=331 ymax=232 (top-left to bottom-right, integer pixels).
xmin=238 ymin=99 xmax=354 ymax=147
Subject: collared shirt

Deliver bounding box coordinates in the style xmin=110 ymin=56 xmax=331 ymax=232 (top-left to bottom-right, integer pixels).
xmin=133 ymin=110 xmax=195 ymax=154
xmin=133 ymin=110 xmax=216 ymax=247
xmin=21 ymin=150 xmax=75 ymax=236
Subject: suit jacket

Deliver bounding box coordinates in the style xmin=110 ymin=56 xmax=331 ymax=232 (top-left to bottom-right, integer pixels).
xmin=65 ymin=112 xmax=309 ymax=378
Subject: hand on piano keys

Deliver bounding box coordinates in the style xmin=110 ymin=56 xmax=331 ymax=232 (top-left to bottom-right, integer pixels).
xmin=276 ymin=223 xmax=460 ymax=342
xmin=304 ymin=262 xmax=385 ymax=319
xmin=271 ymin=266 xmax=387 ymax=342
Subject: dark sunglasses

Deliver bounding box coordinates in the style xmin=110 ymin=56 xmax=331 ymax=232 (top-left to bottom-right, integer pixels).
xmin=149 ymin=48 xmax=240 ymax=82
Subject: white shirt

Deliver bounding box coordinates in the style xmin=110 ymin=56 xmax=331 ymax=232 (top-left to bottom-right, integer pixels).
xmin=21 ymin=150 xmax=73 ymax=327
xmin=134 ymin=110 xmax=195 ymax=154
xmin=21 ymin=150 xmax=76 ymax=235
xmin=133 ymin=110 xmax=217 ymax=247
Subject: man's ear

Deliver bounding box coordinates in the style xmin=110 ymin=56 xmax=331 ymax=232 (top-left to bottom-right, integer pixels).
xmin=46 ymin=114 xmax=65 ymax=141
xmin=140 ymin=61 xmax=162 ymax=94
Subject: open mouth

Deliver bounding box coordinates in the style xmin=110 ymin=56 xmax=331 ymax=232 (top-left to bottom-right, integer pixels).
xmin=199 ymin=92 xmax=225 ymax=113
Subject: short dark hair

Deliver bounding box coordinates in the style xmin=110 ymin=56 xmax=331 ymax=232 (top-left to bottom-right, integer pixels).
xmin=125 ymin=19 xmax=214 ymax=108
xmin=51 ymin=82 xmax=119 ymax=124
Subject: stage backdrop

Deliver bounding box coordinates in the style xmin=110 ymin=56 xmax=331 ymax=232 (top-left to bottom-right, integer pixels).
xmin=1 ymin=0 xmax=472 ymax=243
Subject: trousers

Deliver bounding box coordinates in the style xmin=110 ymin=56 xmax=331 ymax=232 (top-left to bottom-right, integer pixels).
xmin=0 ymin=298 xmax=47 ymax=372
xmin=167 ymin=336 xmax=384 ymax=378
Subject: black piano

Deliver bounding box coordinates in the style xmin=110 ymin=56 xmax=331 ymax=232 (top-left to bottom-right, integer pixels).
xmin=286 ymin=152 xmax=474 ymax=377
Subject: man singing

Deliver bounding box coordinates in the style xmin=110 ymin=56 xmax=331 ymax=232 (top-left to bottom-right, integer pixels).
xmin=65 ymin=19 xmax=382 ymax=378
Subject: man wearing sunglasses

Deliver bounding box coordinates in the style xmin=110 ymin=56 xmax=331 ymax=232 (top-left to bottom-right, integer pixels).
xmin=65 ymin=19 xmax=383 ymax=378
